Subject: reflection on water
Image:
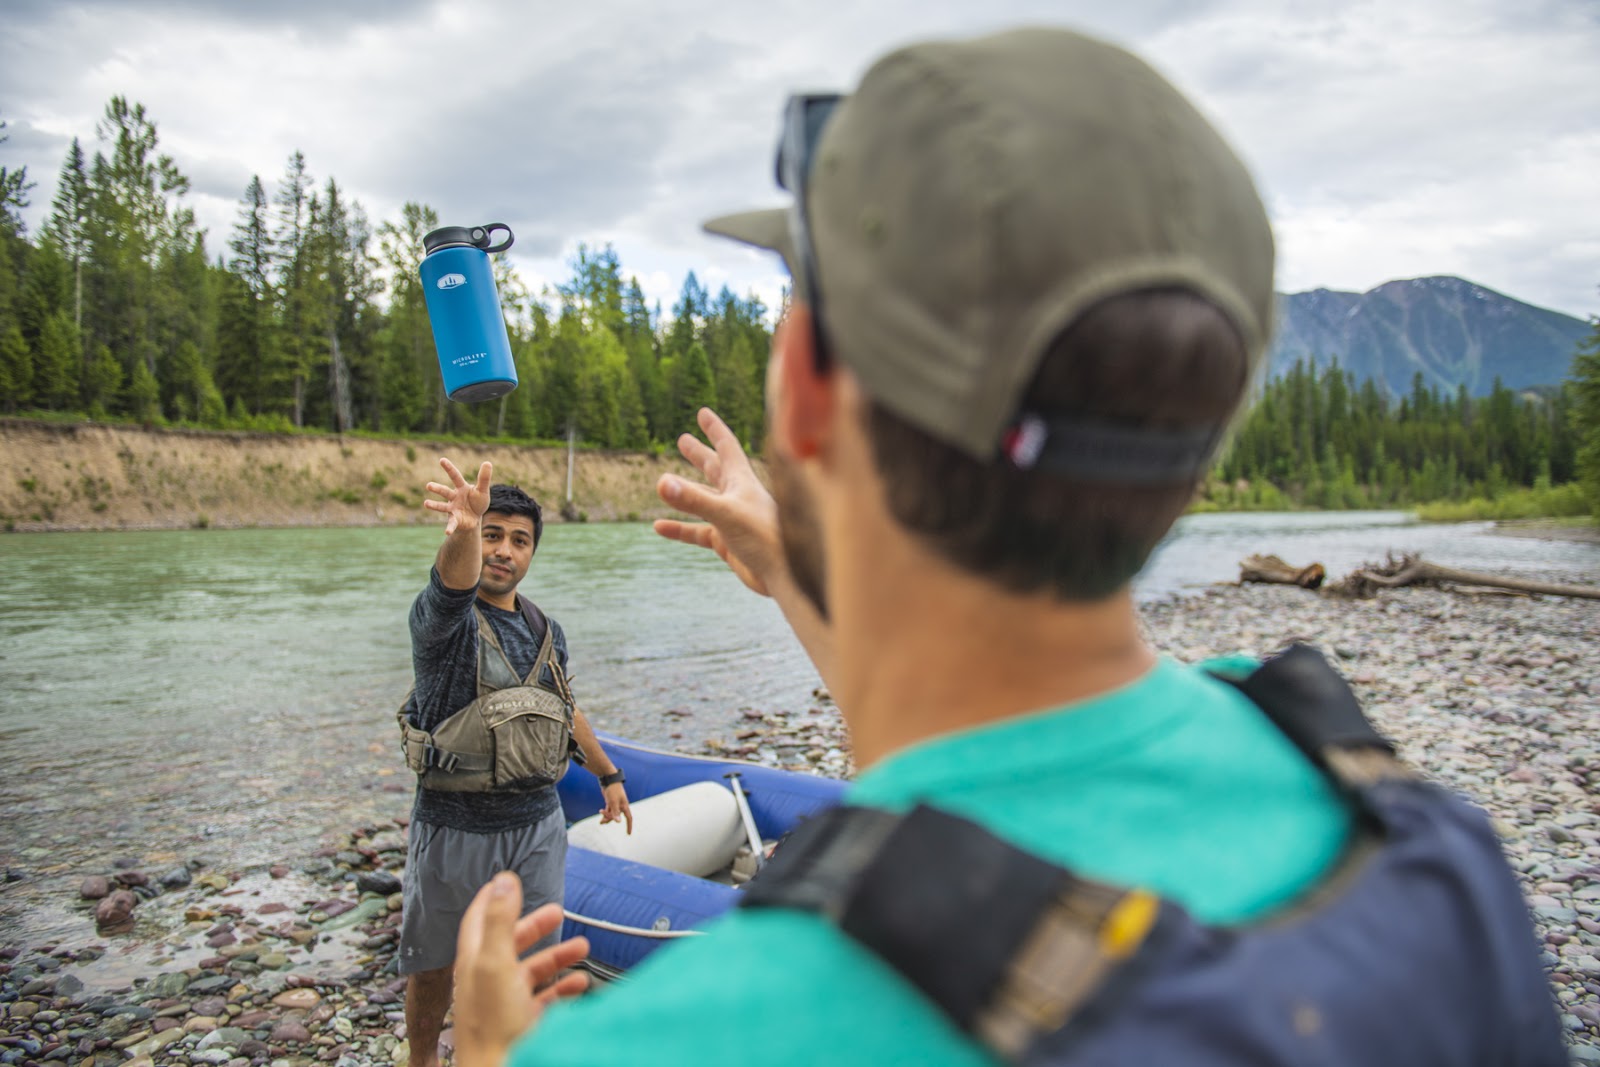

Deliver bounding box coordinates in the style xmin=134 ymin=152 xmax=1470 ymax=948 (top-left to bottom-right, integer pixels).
xmin=1 ymin=514 xmax=1595 ymax=949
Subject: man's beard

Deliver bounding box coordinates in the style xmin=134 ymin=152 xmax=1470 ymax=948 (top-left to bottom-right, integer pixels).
xmin=767 ymin=449 xmax=829 ymax=620
xmin=479 ymin=564 xmax=517 ymax=597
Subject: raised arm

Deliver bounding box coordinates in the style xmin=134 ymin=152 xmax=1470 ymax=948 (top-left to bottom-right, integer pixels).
xmin=424 ymin=457 xmax=493 ymax=590
xmin=654 ymin=407 xmax=838 ymax=692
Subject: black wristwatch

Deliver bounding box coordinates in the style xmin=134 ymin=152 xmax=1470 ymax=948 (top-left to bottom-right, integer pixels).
xmin=598 ymin=769 xmax=626 ymax=788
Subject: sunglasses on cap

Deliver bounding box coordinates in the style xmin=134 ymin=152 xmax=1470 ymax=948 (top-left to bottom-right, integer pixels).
xmin=775 ymin=92 xmax=844 ymax=371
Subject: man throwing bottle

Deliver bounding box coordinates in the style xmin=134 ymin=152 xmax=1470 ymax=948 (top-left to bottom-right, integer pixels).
xmin=396 ymin=457 xmax=630 ymax=1067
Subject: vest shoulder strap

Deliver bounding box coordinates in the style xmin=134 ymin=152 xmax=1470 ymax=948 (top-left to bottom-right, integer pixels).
xmin=742 ymin=804 xmax=1164 ymax=1061
xmin=473 ymin=602 xmax=559 ymax=689
xmin=1208 ymin=643 xmax=1396 ymax=783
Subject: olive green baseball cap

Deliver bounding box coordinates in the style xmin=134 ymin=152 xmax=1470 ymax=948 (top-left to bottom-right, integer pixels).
xmin=705 ymin=27 xmax=1276 ymax=462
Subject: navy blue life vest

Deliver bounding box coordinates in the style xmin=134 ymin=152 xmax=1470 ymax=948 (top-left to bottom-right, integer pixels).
xmin=741 ymin=645 xmax=1565 ymax=1065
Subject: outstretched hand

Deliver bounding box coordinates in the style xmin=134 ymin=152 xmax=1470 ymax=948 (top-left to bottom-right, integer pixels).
xmin=654 ymin=408 xmax=785 ymax=598
xmin=424 ymin=458 xmax=493 ymax=535
xmin=453 ymin=873 xmax=591 ymax=1067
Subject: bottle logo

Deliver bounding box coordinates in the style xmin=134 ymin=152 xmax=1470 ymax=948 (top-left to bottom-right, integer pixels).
xmin=437 ymin=273 xmax=467 ymax=290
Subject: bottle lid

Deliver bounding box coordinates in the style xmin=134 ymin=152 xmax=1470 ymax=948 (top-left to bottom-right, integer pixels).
xmin=422 ymin=224 xmax=514 ymax=255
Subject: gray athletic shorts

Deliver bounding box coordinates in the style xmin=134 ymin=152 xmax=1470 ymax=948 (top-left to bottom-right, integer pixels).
xmin=397 ymin=808 xmax=567 ymax=975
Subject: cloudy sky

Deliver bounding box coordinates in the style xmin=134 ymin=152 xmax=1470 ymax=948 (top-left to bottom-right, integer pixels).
xmin=3 ymin=0 xmax=1597 ymax=322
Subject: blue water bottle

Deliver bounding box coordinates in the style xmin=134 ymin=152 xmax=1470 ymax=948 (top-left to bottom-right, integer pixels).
xmin=419 ymin=223 xmax=518 ymax=402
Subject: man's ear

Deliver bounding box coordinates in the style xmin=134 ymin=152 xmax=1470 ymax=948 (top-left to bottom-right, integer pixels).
xmin=769 ymin=304 xmax=835 ymax=462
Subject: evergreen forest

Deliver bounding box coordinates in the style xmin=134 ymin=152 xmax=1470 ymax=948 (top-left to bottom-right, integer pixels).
xmin=2 ymin=100 xmax=1598 ymax=519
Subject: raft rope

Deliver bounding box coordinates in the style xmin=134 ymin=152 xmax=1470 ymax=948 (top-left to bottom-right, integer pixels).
xmin=562 ymin=909 xmax=708 ymax=939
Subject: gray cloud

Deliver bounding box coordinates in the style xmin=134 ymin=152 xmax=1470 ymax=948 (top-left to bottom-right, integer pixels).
xmin=357 ymin=27 xmax=736 ymax=258
xmin=3 ymin=0 xmax=436 ymax=30
xmin=0 ymin=0 xmax=1595 ymax=319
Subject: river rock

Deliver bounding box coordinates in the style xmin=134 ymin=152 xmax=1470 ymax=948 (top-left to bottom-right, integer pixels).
xmin=79 ymin=875 xmax=111 ymax=900
xmin=356 ymin=871 xmax=402 ymax=896
xmin=321 ymin=897 xmax=389 ymax=931
xmin=188 ymin=975 xmax=235 ymax=996
xmin=270 ymin=1020 xmax=312 ymax=1043
xmin=368 ymin=832 xmax=405 ymax=854
xmin=126 ymin=1029 xmax=184 ymax=1058
xmin=272 ymin=989 xmax=321 ymax=1011
xmin=197 ymin=1026 xmax=252 ymax=1050
xmin=94 ymin=889 xmax=138 ymax=931
xmin=191 ymin=996 xmax=228 ymax=1017
xmin=158 ymin=866 xmax=193 ymax=889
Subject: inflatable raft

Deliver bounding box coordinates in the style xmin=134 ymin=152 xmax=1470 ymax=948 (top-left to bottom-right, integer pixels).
xmin=554 ymin=731 xmax=847 ymax=974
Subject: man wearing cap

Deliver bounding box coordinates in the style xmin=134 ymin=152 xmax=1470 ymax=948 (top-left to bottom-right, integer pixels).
xmin=446 ymin=26 xmax=1560 ymax=1067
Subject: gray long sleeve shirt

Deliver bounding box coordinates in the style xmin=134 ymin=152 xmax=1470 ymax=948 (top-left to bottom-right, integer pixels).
xmin=404 ymin=567 xmax=569 ymax=833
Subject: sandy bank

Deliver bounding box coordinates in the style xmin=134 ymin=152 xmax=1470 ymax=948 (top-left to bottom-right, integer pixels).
xmin=0 ymin=420 xmax=707 ymax=533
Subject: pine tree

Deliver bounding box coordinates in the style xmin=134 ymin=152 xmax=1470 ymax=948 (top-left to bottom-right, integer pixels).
xmin=219 ymin=175 xmax=279 ymax=415
xmin=375 ymin=202 xmax=439 ymax=431
xmin=127 ymin=355 xmax=161 ymax=422
xmin=87 ymin=97 xmax=194 ymax=403
xmin=670 ymin=341 xmax=717 ymax=436
xmin=1570 ymin=305 xmax=1600 ymax=519
xmin=43 ymin=138 xmax=90 ymax=331
xmin=0 ymin=323 xmax=31 ymax=411
xmin=82 ymin=342 xmax=122 ymax=416
xmin=273 ymin=151 xmax=318 ymax=426
xmin=34 ymin=310 xmax=80 ymax=410
xmin=0 ymin=117 xmax=35 ymax=354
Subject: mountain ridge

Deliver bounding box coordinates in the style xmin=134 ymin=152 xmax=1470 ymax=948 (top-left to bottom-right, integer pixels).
xmin=1266 ymin=275 xmax=1591 ymax=395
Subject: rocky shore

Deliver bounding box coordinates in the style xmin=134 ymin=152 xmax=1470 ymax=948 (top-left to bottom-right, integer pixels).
xmin=0 ymin=827 xmax=414 ymax=1067
xmin=3 ymin=576 xmax=1598 ymax=1063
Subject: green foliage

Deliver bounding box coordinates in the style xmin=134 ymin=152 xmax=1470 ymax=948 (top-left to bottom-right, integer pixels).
xmin=1415 ymin=482 xmax=1592 ymax=522
xmin=82 ymin=342 xmax=122 ymax=415
xmin=0 ymin=323 xmax=32 ymax=410
xmin=126 ymin=355 xmax=161 ymax=422
xmin=1 ymin=96 xmax=781 ymax=447
xmin=34 ymin=310 xmax=81 ymax=409
xmin=1571 ymin=308 xmax=1600 ymax=519
xmin=1213 ymin=356 xmax=1583 ymax=513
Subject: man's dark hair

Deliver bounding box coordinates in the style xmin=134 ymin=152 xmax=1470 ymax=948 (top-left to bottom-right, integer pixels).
xmin=865 ymin=288 xmax=1251 ymax=601
xmin=487 ymin=484 xmax=544 ymax=548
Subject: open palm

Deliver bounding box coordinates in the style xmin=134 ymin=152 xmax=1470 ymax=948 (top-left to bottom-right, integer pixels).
xmin=424 ymin=458 xmax=493 ymax=534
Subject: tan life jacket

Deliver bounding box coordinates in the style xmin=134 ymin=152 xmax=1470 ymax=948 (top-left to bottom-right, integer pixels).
xmin=397 ymin=599 xmax=577 ymax=792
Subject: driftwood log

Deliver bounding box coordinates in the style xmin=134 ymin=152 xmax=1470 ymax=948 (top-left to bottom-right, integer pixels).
xmin=1239 ymin=554 xmax=1327 ymax=589
xmin=1328 ymin=553 xmax=1600 ymax=601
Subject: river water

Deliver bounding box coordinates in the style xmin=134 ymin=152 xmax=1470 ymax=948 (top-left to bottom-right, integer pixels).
xmin=2 ymin=512 xmax=1597 ymax=950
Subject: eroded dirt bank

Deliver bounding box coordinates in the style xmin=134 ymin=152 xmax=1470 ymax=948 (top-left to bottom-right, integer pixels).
xmin=0 ymin=420 xmax=703 ymax=532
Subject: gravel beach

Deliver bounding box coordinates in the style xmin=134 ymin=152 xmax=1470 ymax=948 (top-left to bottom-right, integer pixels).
xmin=3 ymin=575 xmax=1598 ymax=1064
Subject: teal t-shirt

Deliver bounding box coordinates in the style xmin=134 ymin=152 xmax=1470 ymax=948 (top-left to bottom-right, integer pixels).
xmin=513 ymin=656 xmax=1352 ymax=1066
